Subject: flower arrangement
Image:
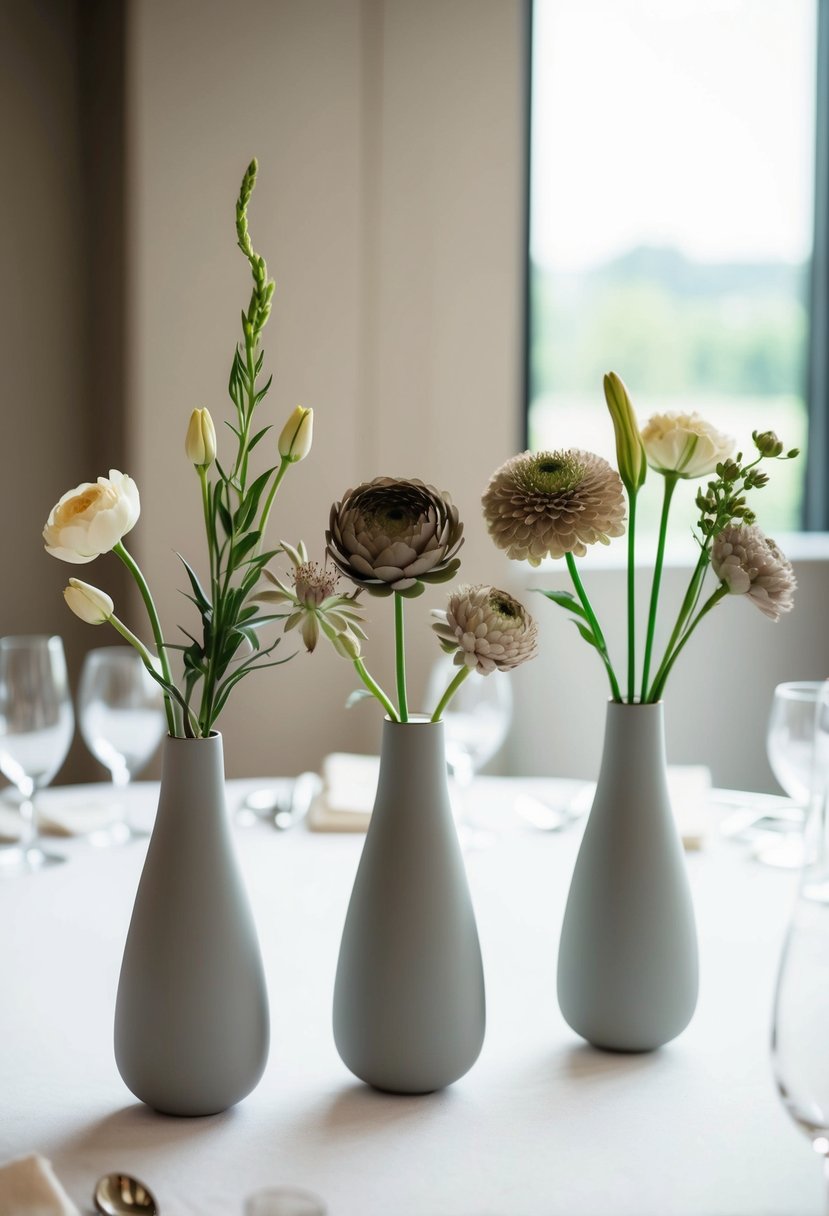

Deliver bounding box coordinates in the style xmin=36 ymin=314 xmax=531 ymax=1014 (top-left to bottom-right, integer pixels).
xmin=42 ymin=161 xmax=312 ymax=738
xmin=257 ymin=477 xmax=539 ymax=721
xmin=482 ymin=373 xmax=798 ymax=704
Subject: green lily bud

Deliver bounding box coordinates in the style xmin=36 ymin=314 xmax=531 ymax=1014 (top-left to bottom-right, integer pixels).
xmin=603 ymin=372 xmax=646 ymax=494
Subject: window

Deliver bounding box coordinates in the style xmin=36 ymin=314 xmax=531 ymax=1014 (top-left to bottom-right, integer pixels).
xmin=527 ymin=0 xmax=818 ymax=537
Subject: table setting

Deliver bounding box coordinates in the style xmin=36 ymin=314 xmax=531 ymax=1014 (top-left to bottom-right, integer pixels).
xmin=1 ymin=157 xmax=826 ymax=1215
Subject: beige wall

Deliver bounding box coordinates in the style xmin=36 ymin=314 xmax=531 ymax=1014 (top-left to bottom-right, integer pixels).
xmin=127 ymin=0 xmax=526 ymax=776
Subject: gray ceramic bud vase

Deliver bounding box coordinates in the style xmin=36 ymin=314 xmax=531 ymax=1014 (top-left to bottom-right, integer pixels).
xmin=114 ymin=733 xmax=269 ymax=1116
xmin=333 ymin=716 xmax=486 ymax=1093
xmin=557 ymin=701 xmax=698 ymax=1052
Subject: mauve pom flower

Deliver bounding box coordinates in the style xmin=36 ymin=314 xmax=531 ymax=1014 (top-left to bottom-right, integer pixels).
xmin=431 ymin=584 xmax=538 ymax=675
xmin=481 ymin=450 xmax=626 ymax=564
xmin=711 ymin=523 xmax=796 ymax=622
xmin=326 ymin=477 xmax=463 ymax=598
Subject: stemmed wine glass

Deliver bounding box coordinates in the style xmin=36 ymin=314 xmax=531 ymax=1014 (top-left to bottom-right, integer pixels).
xmin=0 ymin=635 xmax=74 ymax=873
xmin=78 ymin=646 xmax=166 ymax=843
xmin=425 ymin=654 xmax=513 ymax=843
xmin=760 ymin=681 xmax=826 ymax=868
xmin=771 ymin=679 xmax=829 ymax=1209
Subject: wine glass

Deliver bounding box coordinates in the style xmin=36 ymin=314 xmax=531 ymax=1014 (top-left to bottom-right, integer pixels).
xmin=0 ymin=635 xmax=74 ymax=873
xmin=78 ymin=646 xmax=166 ymax=843
xmin=425 ymin=655 xmax=513 ymax=843
xmin=759 ymin=681 xmax=826 ymax=868
xmin=771 ymin=680 xmax=829 ymax=1206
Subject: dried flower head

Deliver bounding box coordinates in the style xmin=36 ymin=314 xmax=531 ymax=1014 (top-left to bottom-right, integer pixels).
xmin=326 ymin=477 xmax=463 ymax=598
xmin=711 ymin=523 xmax=796 ymax=622
xmin=432 ymin=584 xmax=538 ymax=675
xmin=258 ymin=541 xmax=367 ymax=654
xmin=481 ymin=450 xmax=626 ymax=564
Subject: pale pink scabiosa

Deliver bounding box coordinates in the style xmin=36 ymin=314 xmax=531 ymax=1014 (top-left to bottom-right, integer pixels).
xmin=258 ymin=541 xmax=367 ymax=655
xmin=711 ymin=523 xmax=796 ymax=622
xmin=432 ymin=584 xmax=538 ymax=675
xmin=326 ymin=477 xmax=463 ymax=597
xmin=481 ymin=450 xmax=626 ymax=564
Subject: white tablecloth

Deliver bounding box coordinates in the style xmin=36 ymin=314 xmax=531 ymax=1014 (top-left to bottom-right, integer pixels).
xmin=0 ymin=778 xmax=819 ymax=1216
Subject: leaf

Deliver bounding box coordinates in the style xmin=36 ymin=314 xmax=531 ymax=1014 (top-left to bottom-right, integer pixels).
xmin=230 ymin=530 xmax=261 ymax=568
xmin=536 ymin=588 xmax=588 ymax=620
xmin=217 ymin=498 xmax=233 ymax=537
xmin=569 ymin=618 xmax=600 ymax=649
xmin=234 ymin=469 xmax=275 ymax=533
xmin=176 ymin=552 xmax=211 ymax=613
xmin=253 ymin=374 xmax=273 ymax=407
xmin=248 ymin=425 xmax=272 ymax=453
xmin=345 ymin=688 xmax=374 ymax=709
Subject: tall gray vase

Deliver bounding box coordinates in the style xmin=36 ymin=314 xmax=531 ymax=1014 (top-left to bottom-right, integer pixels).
xmin=114 ymin=733 xmax=269 ymax=1116
xmin=333 ymin=717 xmax=486 ymax=1093
xmin=557 ymin=701 xmax=698 ymax=1052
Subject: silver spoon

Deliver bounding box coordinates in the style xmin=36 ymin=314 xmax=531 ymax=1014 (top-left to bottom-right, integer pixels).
xmin=94 ymin=1173 xmax=158 ymax=1215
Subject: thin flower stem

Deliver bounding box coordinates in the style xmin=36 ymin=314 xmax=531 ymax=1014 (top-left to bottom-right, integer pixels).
xmin=649 ymin=585 xmax=728 ymax=703
xmin=626 ymin=492 xmax=637 ymax=704
xmin=197 ymin=466 xmax=214 ymax=590
xmin=647 ymin=546 xmax=711 ymax=702
xmin=353 ymin=657 xmax=399 ymax=721
xmin=431 ymin=664 xmax=472 ymax=722
xmin=113 ymin=542 xmax=177 ymax=736
xmin=565 ymin=552 xmax=622 ymax=703
xmin=640 ymin=473 xmax=677 ymax=702
xmin=109 ymin=614 xmax=199 ymax=737
xmin=257 ymin=456 xmax=290 ymax=541
xmin=394 ymin=592 xmax=409 ymax=723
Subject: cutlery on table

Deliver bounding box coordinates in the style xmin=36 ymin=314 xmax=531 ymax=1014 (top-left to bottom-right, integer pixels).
xmin=94 ymin=1173 xmax=158 ymax=1215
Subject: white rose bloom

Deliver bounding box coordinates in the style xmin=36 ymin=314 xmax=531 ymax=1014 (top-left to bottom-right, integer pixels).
xmin=641 ymin=413 xmax=734 ymax=479
xmin=64 ymin=578 xmax=114 ymax=624
xmin=43 ymin=470 xmax=140 ymax=564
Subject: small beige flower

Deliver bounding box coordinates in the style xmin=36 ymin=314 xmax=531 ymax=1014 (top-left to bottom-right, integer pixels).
xmin=44 ymin=470 xmax=140 ymax=564
xmin=432 ymin=584 xmax=538 ymax=675
xmin=326 ymin=477 xmax=463 ymax=597
xmin=641 ymin=412 xmax=734 ymax=479
xmin=482 ymin=450 xmax=626 ymax=564
xmin=711 ymin=523 xmax=796 ymax=621
xmin=184 ymin=408 xmax=217 ymax=468
xmin=258 ymin=541 xmax=366 ymax=654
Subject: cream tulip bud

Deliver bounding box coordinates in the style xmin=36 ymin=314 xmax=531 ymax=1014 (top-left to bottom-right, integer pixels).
xmin=278 ymin=406 xmax=314 ymax=463
xmin=64 ymin=578 xmax=114 ymax=624
xmin=184 ymin=408 xmax=217 ymax=468
xmin=603 ymin=372 xmax=646 ymax=494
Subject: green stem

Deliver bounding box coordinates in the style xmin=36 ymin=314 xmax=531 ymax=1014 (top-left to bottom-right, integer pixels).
xmin=640 ymin=473 xmax=678 ymax=702
xmin=431 ymin=664 xmax=471 ymax=722
xmin=626 ymin=491 xmax=637 ymax=704
xmin=198 ymin=466 xmax=215 ymax=590
xmin=649 ymin=585 xmax=728 ymax=703
xmin=647 ymin=546 xmax=711 ymax=702
xmin=353 ymin=657 xmax=399 ymax=721
xmin=257 ymin=457 xmax=290 ymax=541
xmin=109 ymin=615 xmax=199 ymax=737
xmin=565 ymin=552 xmax=622 ymax=702
xmin=394 ymin=592 xmax=409 ymax=722
xmin=114 ymin=542 xmax=177 ymax=736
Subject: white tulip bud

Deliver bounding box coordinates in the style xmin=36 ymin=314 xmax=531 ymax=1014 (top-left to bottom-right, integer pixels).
xmin=64 ymin=578 xmax=114 ymax=625
xmin=184 ymin=408 xmax=217 ymax=468
xmin=278 ymin=406 xmax=313 ymax=463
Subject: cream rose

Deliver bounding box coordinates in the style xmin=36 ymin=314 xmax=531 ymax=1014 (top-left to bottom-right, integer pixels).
xmin=43 ymin=470 xmax=140 ymax=564
xmin=64 ymin=578 xmax=114 ymax=624
xmin=641 ymin=413 xmax=734 ymax=479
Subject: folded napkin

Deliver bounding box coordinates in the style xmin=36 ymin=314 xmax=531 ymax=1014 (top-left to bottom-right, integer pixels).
xmin=0 ymin=1154 xmax=80 ymax=1215
xmin=307 ymin=753 xmax=379 ymax=832
xmin=0 ymin=793 xmax=118 ymax=843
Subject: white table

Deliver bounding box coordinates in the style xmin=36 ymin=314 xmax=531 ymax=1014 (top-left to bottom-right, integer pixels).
xmin=0 ymin=778 xmax=820 ymax=1216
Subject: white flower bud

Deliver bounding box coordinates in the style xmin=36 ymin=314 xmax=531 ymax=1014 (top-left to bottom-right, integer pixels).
xmin=278 ymin=406 xmax=313 ymax=463
xmin=64 ymin=578 xmax=114 ymax=624
xmin=184 ymin=408 xmax=217 ymax=468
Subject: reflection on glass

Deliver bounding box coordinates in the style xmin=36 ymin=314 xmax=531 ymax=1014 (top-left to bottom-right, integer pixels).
xmin=0 ymin=635 xmax=74 ymax=873
xmin=772 ymin=681 xmax=829 ymax=1205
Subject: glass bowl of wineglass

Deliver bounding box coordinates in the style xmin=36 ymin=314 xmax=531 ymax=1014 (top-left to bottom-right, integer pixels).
xmin=0 ymin=635 xmax=75 ymax=874
xmin=78 ymin=646 xmax=166 ymax=844
xmin=759 ymin=681 xmax=826 ymax=868
xmin=771 ymin=679 xmax=829 ymax=1200
xmin=425 ymin=654 xmax=513 ymax=845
